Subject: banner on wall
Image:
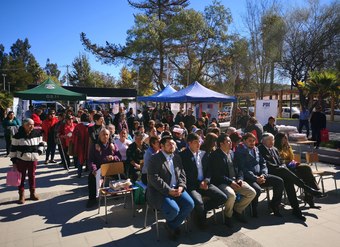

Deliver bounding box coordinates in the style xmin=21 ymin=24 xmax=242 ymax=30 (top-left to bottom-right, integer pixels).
xmin=199 ymin=103 xmax=219 ymax=121
xmin=255 ymin=100 xmax=278 ymax=126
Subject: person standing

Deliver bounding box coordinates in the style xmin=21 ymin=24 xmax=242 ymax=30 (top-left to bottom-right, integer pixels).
xmin=10 ymin=118 xmax=44 ymax=204
xmin=298 ymin=106 xmax=310 ymax=138
xmin=180 ymin=133 xmax=227 ymax=229
xmin=31 ymin=108 xmax=43 ymax=128
xmin=2 ymin=111 xmax=21 ymax=155
xmin=147 ymin=135 xmax=194 ymax=240
xmin=72 ymin=113 xmax=91 ymax=178
xmin=310 ymin=105 xmax=326 ymax=148
xmin=42 ymin=110 xmax=58 ymax=164
xmin=210 ymin=133 xmax=256 ymax=226
xmin=58 ymin=115 xmax=76 ymax=169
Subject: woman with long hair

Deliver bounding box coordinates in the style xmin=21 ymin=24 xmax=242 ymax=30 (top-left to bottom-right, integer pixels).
xmin=274 ymin=132 xmax=321 ymax=208
xmin=200 ymin=132 xmax=218 ymax=165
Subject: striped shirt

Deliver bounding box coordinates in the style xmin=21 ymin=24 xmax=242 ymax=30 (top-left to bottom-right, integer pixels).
xmin=9 ymin=127 xmax=44 ymax=162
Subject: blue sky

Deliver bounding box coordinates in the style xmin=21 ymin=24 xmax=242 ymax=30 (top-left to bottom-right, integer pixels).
xmin=0 ymin=0 xmax=332 ymax=80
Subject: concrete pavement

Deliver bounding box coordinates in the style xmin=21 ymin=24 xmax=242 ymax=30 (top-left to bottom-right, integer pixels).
xmin=1 ymin=150 xmax=340 ymax=247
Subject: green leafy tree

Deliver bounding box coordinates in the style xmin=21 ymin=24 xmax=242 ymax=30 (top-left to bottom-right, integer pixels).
xmin=68 ymin=54 xmax=93 ymax=87
xmin=244 ymin=0 xmax=285 ymax=98
xmin=45 ymin=58 xmax=61 ymax=79
xmin=279 ymin=0 xmax=340 ymax=107
xmin=81 ymin=0 xmax=189 ymax=90
xmin=168 ymin=1 xmax=232 ymax=90
xmin=302 ymin=70 xmax=339 ymax=107
xmin=1 ymin=39 xmax=44 ymax=92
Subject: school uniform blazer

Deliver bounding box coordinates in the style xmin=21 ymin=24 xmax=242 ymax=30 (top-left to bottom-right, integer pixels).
xmin=147 ymin=151 xmax=187 ymax=210
xmin=234 ymin=144 xmax=268 ymax=183
xmin=179 ymin=149 xmax=209 ymax=191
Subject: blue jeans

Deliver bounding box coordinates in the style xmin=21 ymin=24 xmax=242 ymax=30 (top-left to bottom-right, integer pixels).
xmin=161 ymin=190 xmax=194 ymax=229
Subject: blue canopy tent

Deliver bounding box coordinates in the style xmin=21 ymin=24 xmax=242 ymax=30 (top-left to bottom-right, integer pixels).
xmin=137 ymin=84 xmax=177 ymax=102
xmin=159 ymin=81 xmax=237 ymax=103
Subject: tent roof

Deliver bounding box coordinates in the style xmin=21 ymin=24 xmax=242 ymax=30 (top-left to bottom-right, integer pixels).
xmin=160 ymin=81 xmax=237 ymax=103
xmin=14 ymin=78 xmax=86 ymax=101
xmin=137 ymin=84 xmax=177 ymax=102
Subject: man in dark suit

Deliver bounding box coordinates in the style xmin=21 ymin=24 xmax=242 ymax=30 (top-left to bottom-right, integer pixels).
xmin=210 ymin=133 xmax=256 ymax=227
xmin=147 ymin=135 xmax=194 ymax=240
xmin=258 ymin=132 xmax=323 ymax=221
xmin=180 ymin=133 xmax=227 ymax=229
xmin=235 ymin=132 xmax=284 ymax=218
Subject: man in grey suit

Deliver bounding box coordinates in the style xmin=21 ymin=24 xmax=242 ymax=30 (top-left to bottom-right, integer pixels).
xmin=147 ymin=135 xmax=194 ymax=240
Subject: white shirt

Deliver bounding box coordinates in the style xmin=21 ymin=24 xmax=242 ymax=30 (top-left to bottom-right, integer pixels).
xmin=115 ymin=139 xmax=132 ymax=160
xmin=161 ymin=151 xmax=177 ymax=187
xmin=190 ymin=149 xmax=205 ymax=181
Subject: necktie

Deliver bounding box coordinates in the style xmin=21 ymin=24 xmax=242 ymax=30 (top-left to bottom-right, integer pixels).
xmin=270 ymin=148 xmax=280 ymax=165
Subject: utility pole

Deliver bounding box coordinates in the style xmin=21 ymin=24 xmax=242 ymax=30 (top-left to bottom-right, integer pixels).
xmin=2 ymin=73 xmax=6 ymax=91
xmin=66 ymin=65 xmax=70 ymax=86
xmin=8 ymin=81 xmax=10 ymax=93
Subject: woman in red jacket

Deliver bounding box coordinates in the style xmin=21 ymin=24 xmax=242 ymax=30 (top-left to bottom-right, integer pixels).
xmin=72 ymin=113 xmax=91 ymax=177
xmin=58 ymin=114 xmax=76 ymax=169
xmin=31 ymin=109 xmax=43 ymax=128
xmin=42 ymin=110 xmax=58 ymax=164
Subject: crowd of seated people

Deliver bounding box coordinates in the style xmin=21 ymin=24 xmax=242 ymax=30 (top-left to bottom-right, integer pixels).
xmin=18 ymin=105 xmax=325 ymax=240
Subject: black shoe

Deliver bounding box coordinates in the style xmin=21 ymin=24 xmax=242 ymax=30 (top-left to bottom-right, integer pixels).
xmin=304 ymin=186 xmax=323 ymax=198
xmin=174 ymin=227 xmax=181 ymax=236
xmin=304 ymin=193 xmax=321 ymax=209
xmin=233 ymin=211 xmax=248 ymax=223
xmin=224 ymin=217 xmax=233 ymax=228
xmin=292 ymin=209 xmax=306 ymax=221
xmin=165 ymin=224 xmax=178 ymax=241
xmin=252 ymin=209 xmax=258 ymax=218
xmin=86 ymin=199 xmax=97 ymax=208
xmin=270 ymin=202 xmax=283 ymax=217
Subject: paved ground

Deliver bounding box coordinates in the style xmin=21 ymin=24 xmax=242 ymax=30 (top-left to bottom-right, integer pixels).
xmin=1 ymin=140 xmax=340 ymax=246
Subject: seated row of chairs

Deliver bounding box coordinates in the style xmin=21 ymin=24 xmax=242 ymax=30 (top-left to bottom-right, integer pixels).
xmin=97 ymin=152 xmax=338 ymax=240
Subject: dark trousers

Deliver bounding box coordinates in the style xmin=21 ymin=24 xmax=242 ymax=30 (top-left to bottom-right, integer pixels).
xmin=294 ymin=165 xmax=319 ymax=190
xmin=141 ymin=173 xmax=148 ymax=185
xmin=5 ymin=134 xmax=11 ymax=155
xmin=268 ymin=166 xmax=306 ymax=209
xmin=189 ymin=184 xmax=228 ymax=220
xmin=45 ymin=137 xmax=56 ymax=161
xmin=88 ymin=172 xmax=97 ymax=200
xmin=311 ymin=127 xmax=321 ymax=147
xmin=128 ymin=165 xmax=139 ymax=182
xmin=16 ymin=160 xmax=38 ymax=192
xmin=247 ymin=174 xmax=284 ymax=211
xmin=298 ymin=120 xmax=310 ymax=137
xmin=58 ymin=144 xmax=70 ymax=169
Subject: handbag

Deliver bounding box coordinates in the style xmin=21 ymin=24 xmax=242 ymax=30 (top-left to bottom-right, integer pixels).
xmin=6 ymin=168 xmax=21 ymax=186
xmin=320 ymin=128 xmax=329 ymax=142
xmin=133 ymin=183 xmax=146 ymax=205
